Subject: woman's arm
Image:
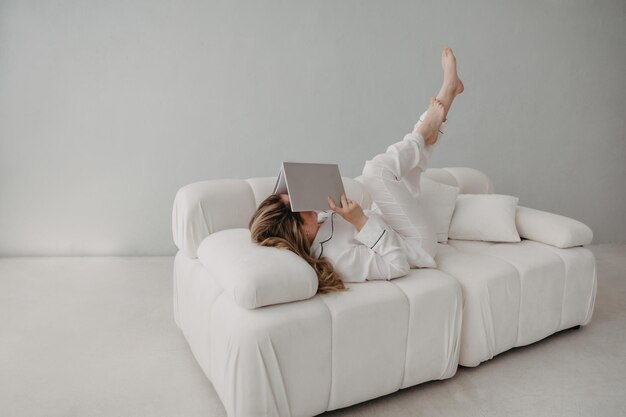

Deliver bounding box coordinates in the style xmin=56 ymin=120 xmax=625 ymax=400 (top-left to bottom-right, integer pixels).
xmin=326 ymin=195 xmax=409 ymax=281
xmin=326 ymin=195 xmax=436 ymax=281
xmin=332 ymin=212 xmax=411 ymax=282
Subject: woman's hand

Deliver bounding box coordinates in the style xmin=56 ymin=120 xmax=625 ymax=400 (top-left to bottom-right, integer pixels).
xmin=327 ymin=194 xmax=368 ymax=232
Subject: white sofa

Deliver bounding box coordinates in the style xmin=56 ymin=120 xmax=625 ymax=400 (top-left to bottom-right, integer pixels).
xmin=172 ymin=167 xmax=596 ymax=417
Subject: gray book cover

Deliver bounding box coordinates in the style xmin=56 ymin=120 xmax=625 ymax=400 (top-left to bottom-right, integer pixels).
xmin=273 ymin=162 xmax=346 ymax=212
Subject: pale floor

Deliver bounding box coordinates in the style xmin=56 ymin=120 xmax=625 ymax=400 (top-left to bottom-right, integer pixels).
xmin=1 ymin=244 xmax=625 ymax=417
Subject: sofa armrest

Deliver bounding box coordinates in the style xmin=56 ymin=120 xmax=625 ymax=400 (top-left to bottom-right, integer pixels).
xmin=172 ymin=179 xmax=257 ymax=258
xmin=515 ymin=206 xmax=593 ymax=248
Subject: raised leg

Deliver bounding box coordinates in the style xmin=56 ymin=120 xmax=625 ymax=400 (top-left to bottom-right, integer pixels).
xmin=360 ymin=101 xmax=446 ymax=267
xmin=358 ymin=46 xmax=465 ymax=267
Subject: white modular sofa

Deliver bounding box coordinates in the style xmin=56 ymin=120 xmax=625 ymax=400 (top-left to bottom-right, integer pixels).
xmin=172 ymin=167 xmax=596 ymax=417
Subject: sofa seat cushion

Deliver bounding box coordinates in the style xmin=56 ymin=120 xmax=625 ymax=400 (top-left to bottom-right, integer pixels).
xmin=434 ymin=244 xmax=521 ymax=367
xmin=448 ymin=239 xmax=597 ymax=328
xmin=320 ymin=269 xmax=462 ymax=410
xmin=503 ymin=240 xmax=597 ymax=330
xmin=437 ymin=239 xmax=597 ymax=367
xmin=209 ymin=292 xmax=332 ymax=417
xmin=389 ymin=269 xmax=462 ymax=387
xmin=174 ymin=252 xmax=462 ymax=417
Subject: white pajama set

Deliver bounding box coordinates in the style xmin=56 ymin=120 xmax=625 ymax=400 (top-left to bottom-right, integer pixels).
xmin=309 ymin=110 xmax=446 ymax=283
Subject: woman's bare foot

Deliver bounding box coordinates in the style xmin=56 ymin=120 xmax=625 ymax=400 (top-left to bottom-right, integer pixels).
xmin=416 ymin=98 xmax=445 ymax=146
xmin=441 ymin=47 xmax=464 ymax=96
xmin=436 ymin=47 xmax=464 ymax=120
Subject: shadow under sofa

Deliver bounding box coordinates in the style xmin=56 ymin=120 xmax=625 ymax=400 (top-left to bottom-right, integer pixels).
xmin=171 ymin=167 xmax=596 ymax=417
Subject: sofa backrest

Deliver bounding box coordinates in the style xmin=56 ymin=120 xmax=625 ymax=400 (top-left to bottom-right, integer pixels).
xmin=172 ymin=167 xmax=495 ymax=259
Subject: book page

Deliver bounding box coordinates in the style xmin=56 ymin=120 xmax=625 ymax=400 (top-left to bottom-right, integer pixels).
xmin=272 ymin=164 xmax=288 ymax=195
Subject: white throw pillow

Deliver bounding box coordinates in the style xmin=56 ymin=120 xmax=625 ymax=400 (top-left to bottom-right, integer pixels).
xmin=449 ymin=194 xmax=521 ymax=242
xmin=197 ymin=228 xmax=318 ymax=309
xmin=419 ymin=177 xmax=460 ymax=243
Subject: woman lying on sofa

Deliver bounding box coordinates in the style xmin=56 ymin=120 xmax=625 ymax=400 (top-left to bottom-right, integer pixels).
xmin=248 ymin=47 xmax=465 ymax=293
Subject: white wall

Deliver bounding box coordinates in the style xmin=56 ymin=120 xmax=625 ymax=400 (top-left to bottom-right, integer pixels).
xmin=1 ymin=0 xmax=624 ymax=256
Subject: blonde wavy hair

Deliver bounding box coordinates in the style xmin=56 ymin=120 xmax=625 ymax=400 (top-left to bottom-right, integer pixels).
xmin=249 ymin=194 xmax=347 ymax=294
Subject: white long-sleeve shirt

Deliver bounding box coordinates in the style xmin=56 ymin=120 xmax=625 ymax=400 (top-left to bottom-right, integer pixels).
xmin=309 ymin=113 xmax=444 ymax=282
xmin=309 ymin=209 xmax=435 ymax=283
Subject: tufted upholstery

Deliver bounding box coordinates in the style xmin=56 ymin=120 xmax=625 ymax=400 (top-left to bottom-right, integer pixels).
xmin=172 ymin=166 xmax=595 ymax=417
xmin=172 ymin=167 xmax=495 ymax=259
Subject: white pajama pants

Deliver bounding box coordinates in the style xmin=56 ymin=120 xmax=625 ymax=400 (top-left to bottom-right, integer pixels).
xmin=360 ymin=110 xmax=445 ymax=268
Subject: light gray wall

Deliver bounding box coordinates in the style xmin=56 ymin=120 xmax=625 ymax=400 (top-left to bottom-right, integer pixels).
xmin=1 ymin=0 xmax=625 ymax=256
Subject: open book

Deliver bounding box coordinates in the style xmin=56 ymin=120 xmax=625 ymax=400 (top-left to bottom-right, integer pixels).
xmin=272 ymin=162 xmax=346 ymax=212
